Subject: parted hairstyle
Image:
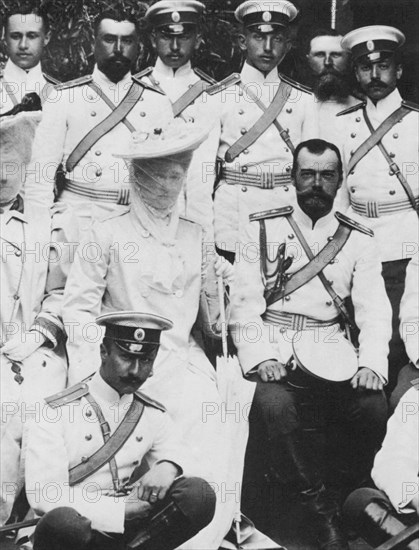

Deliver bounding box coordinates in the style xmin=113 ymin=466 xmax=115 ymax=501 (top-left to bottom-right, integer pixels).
xmin=291 ymin=139 xmax=343 ymax=182
xmin=3 ymin=3 xmax=50 ymax=33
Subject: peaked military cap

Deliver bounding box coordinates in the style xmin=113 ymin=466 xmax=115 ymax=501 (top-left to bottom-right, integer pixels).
xmin=341 ymin=25 xmax=405 ymax=63
xmin=235 ymin=0 xmax=299 ymax=33
xmin=97 ymin=311 xmax=173 ymax=356
xmin=146 ymin=0 xmax=204 ymax=35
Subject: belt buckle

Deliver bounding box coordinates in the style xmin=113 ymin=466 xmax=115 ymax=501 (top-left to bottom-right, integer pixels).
xmin=261 ymin=172 xmax=274 ymax=190
xmin=117 ymin=188 xmax=130 ymax=205
xmin=388 ymin=162 xmax=400 ymax=176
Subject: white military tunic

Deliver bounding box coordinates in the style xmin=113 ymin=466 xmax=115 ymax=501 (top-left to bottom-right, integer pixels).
xmin=338 ymin=89 xmax=419 ymax=262
xmin=400 ymin=252 xmax=419 ymax=366
xmin=214 ymin=62 xmax=315 ymax=252
xmin=25 ymin=371 xmax=188 ymax=533
xmin=230 ymin=205 xmax=392 ymax=380
xmin=142 ymin=59 xmax=220 ymax=242
xmin=24 ymin=66 xmax=174 ymax=230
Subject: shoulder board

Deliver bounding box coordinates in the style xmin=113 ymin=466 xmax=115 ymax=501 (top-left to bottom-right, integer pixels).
xmin=43 ymin=72 xmax=61 ymax=85
xmin=132 ymin=67 xmax=154 ymax=80
xmin=193 ymin=67 xmax=217 ymax=85
xmin=135 ymin=391 xmax=166 ymax=411
xmin=250 ymin=205 xmax=294 ymax=222
xmin=131 ymin=74 xmax=165 ymax=94
xmin=401 ymin=99 xmax=419 ymax=113
xmin=45 ymin=381 xmax=90 ymax=408
xmin=279 ymin=73 xmax=312 ymax=94
xmin=207 ymin=73 xmax=241 ymax=95
xmin=335 ymin=212 xmax=374 ymax=237
xmin=55 ymin=75 xmax=93 ymax=91
xmin=410 ymin=378 xmax=419 ymax=391
xmin=336 ymin=101 xmax=366 ymax=117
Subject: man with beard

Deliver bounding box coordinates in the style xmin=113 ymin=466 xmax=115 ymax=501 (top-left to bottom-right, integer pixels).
xmin=337 ymin=26 xmax=419 ymax=392
xmin=230 ymin=139 xmax=391 ymax=550
xmin=24 ymin=9 xmax=173 ymax=231
xmin=304 ymin=28 xmax=358 ymax=150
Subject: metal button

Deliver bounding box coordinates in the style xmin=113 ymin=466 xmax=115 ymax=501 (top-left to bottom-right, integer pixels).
xmin=389 ymin=152 xmax=395 ymax=158
xmin=142 ymin=230 xmax=150 ymax=238
xmin=154 ymin=80 xmax=160 ymax=85
xmin=286 ymin=108 xmax=292 ymax=114
xmin=243 ymin=149 xmax=249 ymax=154
xmin=140 ymin=112 xmax=146 ymax=117
xmin=241 ymin=166 xmax=248 ymax=173
xmin=280 ymin=327 xmax=286 ymax=334
xmin=85 ymin=434 xmax=92 ymax=441
xmin=327 ymin=236 xmax=334 ymax=242
xmin=86 ymin=409 xmax=92 ymax=418
xmin=285 ymin=296 xmax=291 ymax=301
xmin=238 ymin=109 xmax=244 ymax=115
xmin=329 ymin=259 xmax=335 ymax=264
xmin=241 ymin=186 xmax=247 ymax=192
xmin=91 ymin=111 xmax=96 ymax=117
xmin=389 ymin=190 xmax=396 ymax=195
xmin=350 ymin=150 xmax=354 ymax=156
xmin=350 ymin=170 xmax=355 ymax=176
xmin=238 ymin=90 xmax=243 ymax=96
xmin=350 ymin=187 xmax=356 ymax=193
xmin=175 ymin=290 xmax=183 ymax=298
xmin=87 ymin=95 xmax=94 ymax=100
xmin=326 ymin=301 xmax=333 ymax=306
xmin=355 ymin=117 xmax=361 ymax=122
xmin=284 ymin=148 xmax=289 ymax=153
xmin=15 ymin=250 xmax=22 ymax=257
xmin=95 ymin=150 xmax=102 ymax=156
xmin=81 ymin=456 xmax=88 ymax=463
xmin=285 ymin=167 xmax=291 ymax=173
xmin=350 ymin=132 xmax=356 ymax=138
xmin=188 ymin=84 xmax=194 ymax=89
xmin=133 ymin=460 xmax=139 ymax=466
xmin=136 ymin=436 xmax=143 ymax=442
xmin=328 ymin=280 xmax=334 ymax=286
xmin=393 ymin=133 xmax=398 ymax=139
xmin=241 ymin=128 xmax=247 ymax=135
xmin=288 ymin=234 xmax=294 ymax=239
xmin=284 ymin=186 xmax=289 ymax=192
xmin=95 ymin=169 xmax=102 ymax=177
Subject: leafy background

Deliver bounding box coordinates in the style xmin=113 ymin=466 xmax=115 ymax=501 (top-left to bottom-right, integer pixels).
xmin=1 ymin=0 xmax=418 ymax=100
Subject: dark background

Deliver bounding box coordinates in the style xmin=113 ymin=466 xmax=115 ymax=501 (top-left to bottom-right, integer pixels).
xmin=1 ymin=0 xmax=418 ymax=100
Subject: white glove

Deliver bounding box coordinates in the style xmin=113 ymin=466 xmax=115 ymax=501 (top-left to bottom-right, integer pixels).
xmin=214 ymin=255 xmax=235 ymax=286
xmin=1 ymin=331 xmax=47 ymax=362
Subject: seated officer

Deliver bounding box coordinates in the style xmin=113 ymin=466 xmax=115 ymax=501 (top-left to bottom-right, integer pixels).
xmin=343 ymin=384 xmax=419 ymax=550
xmin=230 ymin=139 xmax=391 ymax=550
xmin=25 ymin=312 xmax=216 ymax=550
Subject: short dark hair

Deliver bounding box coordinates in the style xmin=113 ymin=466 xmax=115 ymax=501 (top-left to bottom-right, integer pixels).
xmin=94 ymin=9 xmax=139 ymax=36
xmin=304 ymin=27 xmax=341 ymax=54
xmin=291 ymin=139 xmax=343 ymax=181
xmin=4 ymin=3 xmax=50 ymax=33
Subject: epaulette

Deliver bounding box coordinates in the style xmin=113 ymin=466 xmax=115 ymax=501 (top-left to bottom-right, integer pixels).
xmin=43 ymin=72 xmax=61 ymax=85
xmin=207 ymin=73 xmax=241 ymax=95
xmin=132 ymin=67 xmax=154 ymax=79
xmin=279 ymin=73 xmax=312 ymax=95
xmin=131 ymin=73 xmax=165 ymax=94
xmin=335 ymin=211 xmax=374 ymax=237
xmin=336 ymin=101 xmax=366 ymax=117
xmin=250 ymin=205 xmax=293 ymax=222
xmin=402 ymin=99 xmax=419 ymax=113
xmin=45 ymin=381 xmax=90 ymax=408
xmin=55 ymin=75 xmax=93 ymax=91
xmin=410 ymin=378 xmax=419 ymax=390
xmin=135 ymin=391 xmax=166 ymax=412
xmin=193 ymin=67 xmax=217 ymax=85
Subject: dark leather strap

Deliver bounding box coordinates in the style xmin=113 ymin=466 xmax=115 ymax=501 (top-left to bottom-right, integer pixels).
xmin=172 ymin=80 xmax=210 ymax=117
xmin=88 ymin=81 xmax=136 ymax=133
xmin=362 ymin=107 xmax=419 ymax=215
xmin=66 ymin=82 xmax=144 ymax=172
xmin=69 ymin=395 xmax=144 ymax=487
xmin=265 ymin=221 xmax=352 ymax=306
xmin=225 ymin=80 xmax=293 ymax=162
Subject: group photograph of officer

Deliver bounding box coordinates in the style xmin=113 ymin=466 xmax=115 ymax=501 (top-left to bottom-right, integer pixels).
xmin=0 ymin=1 xmax=418 ymax=550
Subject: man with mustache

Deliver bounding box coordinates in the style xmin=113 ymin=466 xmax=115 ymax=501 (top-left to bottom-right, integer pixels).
xmin=337 ymin=26 xmax=419 ymax=392
xmin=230 ymin=139 xmax=390 ymax=550
xmin=0 ymin=5 xmax=58 ymax=115
xmin=23 ymin=8 xmax=173 ymax=231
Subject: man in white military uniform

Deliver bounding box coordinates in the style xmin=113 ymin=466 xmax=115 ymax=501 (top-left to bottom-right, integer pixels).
xmin=25 ymin=312 xmax=216 ymax=550
xmin=0 ymin=6 xmax=58 ymax=115
xmin=24 ymin=8 xmax=173 ymax=231
xmin=230 ymin=139 xmax=391 ymax=550
xmin=343 ymin=383 xmax=419 ymax=550
xmin=0 ymin=112 xmax=75 ymax=525
xmin=212 ymin=0 xmax=315 ymax=263
xmin=141 ymin=0 xmax=220 ymax=242
xmin=337 ymin=26 xmax=419 ymax=391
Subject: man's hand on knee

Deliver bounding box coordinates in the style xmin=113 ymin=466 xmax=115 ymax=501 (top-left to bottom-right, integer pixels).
xmin=351 ymin=367 xmax=383 ymax=391
xmin=257 ymin=359 xmax=287 ymax=383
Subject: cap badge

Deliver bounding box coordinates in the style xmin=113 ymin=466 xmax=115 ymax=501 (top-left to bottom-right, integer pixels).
xmin=134 ymin=328 xmax=145 ymax=342
xmin=367 ymin=40 xmax=375 ymax=52
xmin=172 ymin=11 xmax=181 ymax=23
xmin=262 ymin=11 xmax=272 ymax=22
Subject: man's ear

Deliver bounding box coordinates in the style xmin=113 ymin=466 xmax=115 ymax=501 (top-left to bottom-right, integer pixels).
xmin=396 ymin=64 xmax=403 ymax=80
xmin=194 ymin=33 xmax=203 ymax=51
xmin=100 ymin=342 xmax=109 ymax=363
xmin=238 ymin=33 xmax=247 ymax=53
xmin=150 ymin=32 xmax=157 ymax=50
xmin=43 ymin=30 xmax=51 ymax=47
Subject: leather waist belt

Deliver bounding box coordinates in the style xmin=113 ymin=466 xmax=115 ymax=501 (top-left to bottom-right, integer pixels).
xmin=222 ymin=168 xmax=291 ymax=189
xmin=64 ymin=179 xmax=130 ymax=205
xmin=350 ymin=195 xmax=419 ymax=218
xmin=263 ymin=310 xmax=340 ymax=331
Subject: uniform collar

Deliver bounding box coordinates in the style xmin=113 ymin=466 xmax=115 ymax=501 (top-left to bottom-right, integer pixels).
xmin=90 ymin=370 xmax=134 ymax=406
xmin=241 ymin=62 xmax=280 ymax=85
xmin=293 ymin=203 xmax=336 ymax=230
xmin=365 ymin=87 xmax=402 ymax=118
xmin=4 ymin=58 xmax=44 ymax=85
xmin=92 ymin=65 xmax=132 ymax=92
xmin=154 ymin=58 xmax=194 ymax=80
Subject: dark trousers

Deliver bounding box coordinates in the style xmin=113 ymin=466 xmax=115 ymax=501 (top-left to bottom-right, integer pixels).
xmin=33 ymin=477 xmax=216 ymax=550
xmin=246 ymin=377 xmax=387 ymax=493
xmin=382 ymin=259 xmax=410 ymax=393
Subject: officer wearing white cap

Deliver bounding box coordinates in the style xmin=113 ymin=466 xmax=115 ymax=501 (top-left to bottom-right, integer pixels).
xmin=139 ymin=0 xmax=220 ymax=242
xmin=337 ymin=25 xmax=419 ymax=392
xmin=210 ymin=0 xmax=316 ymax=263
xmin=25 ymin=311 xmax=216 ymax=550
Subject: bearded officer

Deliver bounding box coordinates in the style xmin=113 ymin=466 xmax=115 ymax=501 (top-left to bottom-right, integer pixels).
xmin=25 ymin=312 xmax=216 ymax=550
xmin=0 ymin=5 xmax=58 ymax=115
xmin=210 ymin=0 xmax=315 ymax=263
xmin=230 ymin=139 xmax=390 ymax=550
xmin=24 ymin=8 xmax=173 ymax=232
xmin=141 ymin=0 xmax=220 ymax=242
xmin=337 ymin=26 xmax=419 ymax=391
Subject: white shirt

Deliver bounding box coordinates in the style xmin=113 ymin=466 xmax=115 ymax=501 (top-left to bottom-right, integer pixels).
xmin=0 ymin=59 xmax=48 ymax=113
